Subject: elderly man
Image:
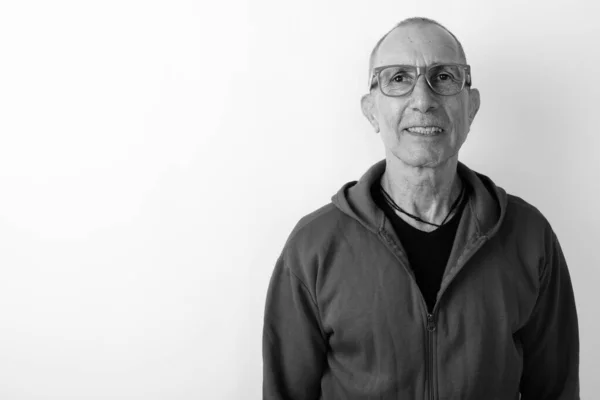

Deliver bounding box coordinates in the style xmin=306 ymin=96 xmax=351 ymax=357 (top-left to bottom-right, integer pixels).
xmin=262 ymin=17 xmax=579 ymax=400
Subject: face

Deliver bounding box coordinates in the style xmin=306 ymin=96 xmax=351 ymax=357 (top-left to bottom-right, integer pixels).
xmin=362 ymin=23 xmax=480 ymax=168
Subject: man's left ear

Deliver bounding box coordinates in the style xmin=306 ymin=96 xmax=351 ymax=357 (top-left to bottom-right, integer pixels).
xmin=468 ymin=88 xmax=481 ymax=124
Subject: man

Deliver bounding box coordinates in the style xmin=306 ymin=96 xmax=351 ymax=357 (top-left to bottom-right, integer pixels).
xmin=262 ymin=17 xmax=579 ymax=399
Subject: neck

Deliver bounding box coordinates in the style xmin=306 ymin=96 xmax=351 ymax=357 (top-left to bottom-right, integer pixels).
xmin=380 ymin=155 xmax=463 ymax=230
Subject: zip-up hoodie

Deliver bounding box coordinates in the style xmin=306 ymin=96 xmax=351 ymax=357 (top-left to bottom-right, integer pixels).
xmin=263 ymin=159 xmax=579 ymax=400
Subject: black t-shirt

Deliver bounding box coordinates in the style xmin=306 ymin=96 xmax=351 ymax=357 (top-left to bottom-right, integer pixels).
xmin=370 ymin=177 xmax=469 ymax=313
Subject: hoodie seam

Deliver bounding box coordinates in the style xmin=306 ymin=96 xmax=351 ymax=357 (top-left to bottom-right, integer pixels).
xmin=378 ymin=210 xmax=386 ymax=232
xmin=287 ymin=267 xmax=328 ymax=340
xmin=467 ymin=192 xmax=483 ymax=236
xmin=527 ymin=260 xmax=549 ymax=322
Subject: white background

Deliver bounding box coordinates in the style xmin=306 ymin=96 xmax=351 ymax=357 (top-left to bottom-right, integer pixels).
xmin=0 ymin=0 xmax=597 ymax=399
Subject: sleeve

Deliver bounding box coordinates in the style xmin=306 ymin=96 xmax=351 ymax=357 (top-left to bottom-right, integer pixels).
xmin=262 ymin=252 xmax=327 ymax=400
xmin=519 ymin=229 xmax=580 ymax=399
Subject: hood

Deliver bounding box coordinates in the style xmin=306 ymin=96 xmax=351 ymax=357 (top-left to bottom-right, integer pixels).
xmin=331 ymin=159 xmax=507 ymax=241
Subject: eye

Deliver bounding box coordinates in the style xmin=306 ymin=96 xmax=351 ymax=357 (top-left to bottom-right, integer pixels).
xmin=436 ymin=73 xmax=451 ymax=81
xmin=392 ymin=74 xmax=407 ymax=82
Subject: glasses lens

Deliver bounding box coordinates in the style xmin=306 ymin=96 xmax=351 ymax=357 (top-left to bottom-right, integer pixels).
xmin=379 ymin=66 xmax=417 ymax=96
xmin=426 ymin=65 xmax=465 ymax=95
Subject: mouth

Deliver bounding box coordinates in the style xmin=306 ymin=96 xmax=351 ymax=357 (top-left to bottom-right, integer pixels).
xmin=404 ymin=126 xmax=445 ymax=136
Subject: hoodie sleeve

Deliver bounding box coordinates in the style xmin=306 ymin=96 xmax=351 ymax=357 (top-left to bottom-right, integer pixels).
xmin=262 ymin=252 xmax=327 ymax=400
xmin=519 ymin=229 xmax=580 ymax=399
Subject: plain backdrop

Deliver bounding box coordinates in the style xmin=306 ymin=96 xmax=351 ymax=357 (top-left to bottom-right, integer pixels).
xmin=0 ymin=0 xmax=597 ymax=399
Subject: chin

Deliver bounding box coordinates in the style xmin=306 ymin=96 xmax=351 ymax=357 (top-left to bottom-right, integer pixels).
xmin=393 ymin=150 xmax=449 ymax=168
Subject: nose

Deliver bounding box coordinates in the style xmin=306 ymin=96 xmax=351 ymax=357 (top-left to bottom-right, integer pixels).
xmin=408 ymin=75 xmax=439 ymax=113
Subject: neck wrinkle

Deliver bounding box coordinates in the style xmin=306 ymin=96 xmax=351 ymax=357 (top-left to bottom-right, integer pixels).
xmin=381 ymin=157 xmax=463 ymax=227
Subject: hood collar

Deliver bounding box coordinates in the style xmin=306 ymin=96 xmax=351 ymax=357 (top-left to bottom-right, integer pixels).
xmin=331 ymin=159 xmax=506 ymax=240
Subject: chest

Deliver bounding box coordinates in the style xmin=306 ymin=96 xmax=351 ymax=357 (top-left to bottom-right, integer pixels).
xmin=316 ymin=236 xmax=538 ymax=345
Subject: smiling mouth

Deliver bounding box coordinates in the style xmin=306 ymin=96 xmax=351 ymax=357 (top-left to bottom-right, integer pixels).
xmin=405 ymin=126 xmax=444 ymax=135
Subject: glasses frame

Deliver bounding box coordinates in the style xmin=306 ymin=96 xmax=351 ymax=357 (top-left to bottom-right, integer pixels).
xmin=368 ymin=63 xmax=472 ymax=97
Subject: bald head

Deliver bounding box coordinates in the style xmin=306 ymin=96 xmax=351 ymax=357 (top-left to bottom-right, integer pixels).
xmin=368 ymin=18 xmax=467 ymax=87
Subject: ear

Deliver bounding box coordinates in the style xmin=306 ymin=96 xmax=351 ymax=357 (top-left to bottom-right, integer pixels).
xmin=361 ymin=93 xmax=380 ymax=133
xmin=468 ymin=88 xmax=481 ymax=125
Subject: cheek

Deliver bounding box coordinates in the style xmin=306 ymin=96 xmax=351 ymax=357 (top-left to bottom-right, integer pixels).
xmin=377 ymin=102 xmax=404 ymax=132
xmin=446 ymin=98 xmax=470 ymax=130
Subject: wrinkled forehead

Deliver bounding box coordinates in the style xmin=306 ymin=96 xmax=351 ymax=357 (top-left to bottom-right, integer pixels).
xmin=373 ymin=23 xmax=464 ymax=68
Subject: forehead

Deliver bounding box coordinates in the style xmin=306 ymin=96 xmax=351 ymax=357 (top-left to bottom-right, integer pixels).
xmin=374 ymin=23 xmax=464 ymax=67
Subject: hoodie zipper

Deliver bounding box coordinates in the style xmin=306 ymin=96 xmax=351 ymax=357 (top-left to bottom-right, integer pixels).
xmin=426 ymin=313 xmax=436 ymax=400
xmin=379 ymin=229 xmax=490 ymax=400
xmin=423 ymin=236 xmax=488 ymax=400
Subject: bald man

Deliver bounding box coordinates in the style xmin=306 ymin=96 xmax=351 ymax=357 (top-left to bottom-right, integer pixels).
xmin=262 ymin=17 xmax=579 ymax=400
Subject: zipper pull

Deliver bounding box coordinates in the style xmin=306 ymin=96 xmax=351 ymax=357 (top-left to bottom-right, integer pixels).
xmin=427 ymin=314 xmax=436 ymax=332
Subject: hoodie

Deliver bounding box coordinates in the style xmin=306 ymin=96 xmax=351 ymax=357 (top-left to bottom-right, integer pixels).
xmin=262 ymin=159 xmax=579 ymax=400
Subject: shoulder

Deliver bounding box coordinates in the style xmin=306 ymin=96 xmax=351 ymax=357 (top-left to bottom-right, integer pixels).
xmin=278 ymin=201 xmax=370 ymax=283
xmin=498 ymin=193 xmax=559 ymax=270
xmin=283 ymin=202 xmax=354 ymax=257
xmin=504 ymin=193 xmax=552 ymax=233
xmin=287 ymin=203 xmax=341 ymax=243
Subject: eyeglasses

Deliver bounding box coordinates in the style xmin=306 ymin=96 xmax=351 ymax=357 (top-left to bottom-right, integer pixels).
xmin=369 ymin=63 xmax=471 ymax=97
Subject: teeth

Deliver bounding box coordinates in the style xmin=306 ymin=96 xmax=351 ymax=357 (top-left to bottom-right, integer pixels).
xmin=407 ymin=126 xmax=443 ymax=134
